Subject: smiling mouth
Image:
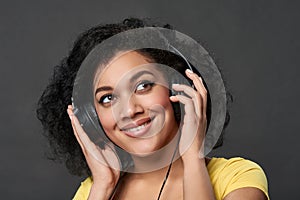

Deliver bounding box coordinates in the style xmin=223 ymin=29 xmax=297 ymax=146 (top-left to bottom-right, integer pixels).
xmin=120 ymin=118 xmax=153 ymax=138
xmin=122 ymin=121 xmax=150 ymax=132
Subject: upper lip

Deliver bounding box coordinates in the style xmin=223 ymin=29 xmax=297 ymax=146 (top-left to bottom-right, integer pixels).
xmin=120 ymin=117 xmax=152 ymax=131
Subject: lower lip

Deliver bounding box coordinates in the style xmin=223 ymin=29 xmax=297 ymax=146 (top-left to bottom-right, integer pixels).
xmin=121 ymin=121 xmax=153 ymax=138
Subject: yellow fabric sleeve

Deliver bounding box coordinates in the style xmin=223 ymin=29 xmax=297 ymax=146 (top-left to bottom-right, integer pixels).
xmin=207 ymin=157 xmax=269 ymax=200
xmin=72 ymin=177 xmax=92 ymax=200
xmin=72 ymin=157 xmax=269 ymax=200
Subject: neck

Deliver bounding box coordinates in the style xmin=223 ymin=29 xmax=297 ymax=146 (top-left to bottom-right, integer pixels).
xmin=129 ymin=133 xmax=181 ymax=173
xmin=129 ymin=155 xmax=184 ymax=181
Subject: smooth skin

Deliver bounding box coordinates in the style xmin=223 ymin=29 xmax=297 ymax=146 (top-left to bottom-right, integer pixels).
xmin=94 ymin=52 xmax=178 ymax=156
xmin=67 ymin=52 xmax=267 ymax=200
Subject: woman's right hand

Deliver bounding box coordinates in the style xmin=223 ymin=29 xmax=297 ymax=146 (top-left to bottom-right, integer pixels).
xmin=67 ymin=105 xmax=120 ymax=200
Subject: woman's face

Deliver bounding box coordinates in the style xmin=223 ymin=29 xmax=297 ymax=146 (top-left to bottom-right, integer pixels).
xmin=94 ymin=51 xmax=179 ymax=155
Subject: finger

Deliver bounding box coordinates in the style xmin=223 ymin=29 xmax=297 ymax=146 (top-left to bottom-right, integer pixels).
xmin=171 ymin=83 xmax=202 ymax=117
xmin=67 ymin=106 xmax=85 ymax=150
xmin=70 ymin=115 xmax=110 ymax=165
xmin=185 ymin=69 xmax=207 ymax=116
xmin=171 ymin=95 xmax=200 ymax=154
xmin=67 ymin=106 xmax=120 ymax=170
xmin=67 ymin=107 xmax=99 ymax=156
xmin=101 ymin=143 xmax=121 ymax=170
xmin=170 ymin=94 xmax=201 ymax=124
xmin=171 ymin=83 xmax=197 ymax=98
xmin=72 ymin=115 xmax=93 ymax=146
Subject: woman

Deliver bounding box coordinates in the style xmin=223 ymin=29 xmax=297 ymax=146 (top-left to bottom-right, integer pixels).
xmin=37 ymin=18 xmax=269 ymax=200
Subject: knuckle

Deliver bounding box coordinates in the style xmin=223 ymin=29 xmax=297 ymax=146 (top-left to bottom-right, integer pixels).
xmin=191 ymin=73 xmax=198 ymax=79
xmin=195 ymin=92 xmax=201 ymax=99
xmin=185 ymin=99 xmax=193 ymax=105
xmin=200 ymin=114 xmax=207 ymax=122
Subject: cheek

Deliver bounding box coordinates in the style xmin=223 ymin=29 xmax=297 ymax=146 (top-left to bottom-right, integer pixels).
xmin=95 ymin=106 xmax=122 ymax=146
xmin=142 ymin=87 xmax=173 ymax=111
xmin=96 ymin=107 xmax=115 ymax=132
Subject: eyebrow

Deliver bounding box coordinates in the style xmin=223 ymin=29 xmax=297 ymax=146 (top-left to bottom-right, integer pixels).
xmin=129 ymin=70 xmax=155 ymax=83
xmin=95 ymin=86 xmax=113 ymax=95
xmin=95 ymin=70 xmax=155 ymax=95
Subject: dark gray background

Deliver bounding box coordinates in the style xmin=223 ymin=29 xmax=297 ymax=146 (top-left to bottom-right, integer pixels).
xmin=1 ymin=0 xmax=299 ymax=199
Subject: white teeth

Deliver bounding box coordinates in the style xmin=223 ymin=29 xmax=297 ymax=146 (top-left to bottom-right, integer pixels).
xmin=123 ymin=122 xmax=149 ymax=132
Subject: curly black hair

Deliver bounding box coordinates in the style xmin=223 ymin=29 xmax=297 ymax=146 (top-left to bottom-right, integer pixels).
xmin=36 ymin=17 xmax=232 ymax=176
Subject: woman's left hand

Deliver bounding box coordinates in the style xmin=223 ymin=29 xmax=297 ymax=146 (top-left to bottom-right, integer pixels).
xmin=170 ymin=69 xmax=215 ymax=199
xmin=169 ymin=69 xmax=207 ymax=160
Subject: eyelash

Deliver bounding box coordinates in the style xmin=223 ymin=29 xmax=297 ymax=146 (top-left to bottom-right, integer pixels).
xmin=98 ymin=80 xmax=155 ymax=106
xmin=135 ymin=80 xmax=155 ymax=93
xmin=99 ymin=94 xmax=116 ymax=106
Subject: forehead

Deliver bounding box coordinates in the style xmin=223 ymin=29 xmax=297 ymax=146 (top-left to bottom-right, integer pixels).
xmin=95 ymin=51 xmax=165 ymax=87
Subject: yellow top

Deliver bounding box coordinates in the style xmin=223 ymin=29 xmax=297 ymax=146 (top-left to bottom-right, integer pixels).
xmin=73 ymin=157 xmax=269 ymax=200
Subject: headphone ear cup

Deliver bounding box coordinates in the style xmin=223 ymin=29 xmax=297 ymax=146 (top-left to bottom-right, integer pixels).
xmin=169 ymin=71 xmax=193 ymax=96
xmin=170 ymin=71 xmax=180 ymax=96
xmin=73 ymin=103 xmax=106 ymax=148
xmin=169 ymin=71 xmax=193 ymax=123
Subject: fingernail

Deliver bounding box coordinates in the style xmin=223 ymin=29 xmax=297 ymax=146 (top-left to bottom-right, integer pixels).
xmin=67 ymin=110 xmax=74 ymax=120
xmin=172 ymin=83 xmax=179 ymax=89
xmin=186 ymin=69 xmax=193 ymax=74
xmin=170 ymin=96 xmax=177 ymax=101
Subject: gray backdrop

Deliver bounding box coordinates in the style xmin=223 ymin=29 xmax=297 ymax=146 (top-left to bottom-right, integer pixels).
xmin=1 ymin=0 xmax=299 ymax=199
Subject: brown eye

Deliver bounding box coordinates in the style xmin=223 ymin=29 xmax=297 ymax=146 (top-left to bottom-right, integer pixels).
xmin=99 ymin=94 xmax=116 ymax=106
xmin=135 ymin=80 xmax=155 ymax=93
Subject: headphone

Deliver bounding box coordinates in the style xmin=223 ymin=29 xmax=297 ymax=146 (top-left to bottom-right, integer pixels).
xmin=71 ymin=27 xmax=226 ymax=172
xmin=71 ymin=46 xmax=196 ymax=145
xmin=168 ymin=44 xmax=195 ymax=92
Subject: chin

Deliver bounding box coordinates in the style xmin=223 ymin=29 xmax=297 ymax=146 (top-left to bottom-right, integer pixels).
xmin=126 ymin=141 xmax=160 ymax=157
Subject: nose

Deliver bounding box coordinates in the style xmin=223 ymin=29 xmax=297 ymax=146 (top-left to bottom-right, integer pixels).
xmin=118 ymin=95 xmax=143 ymax=120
